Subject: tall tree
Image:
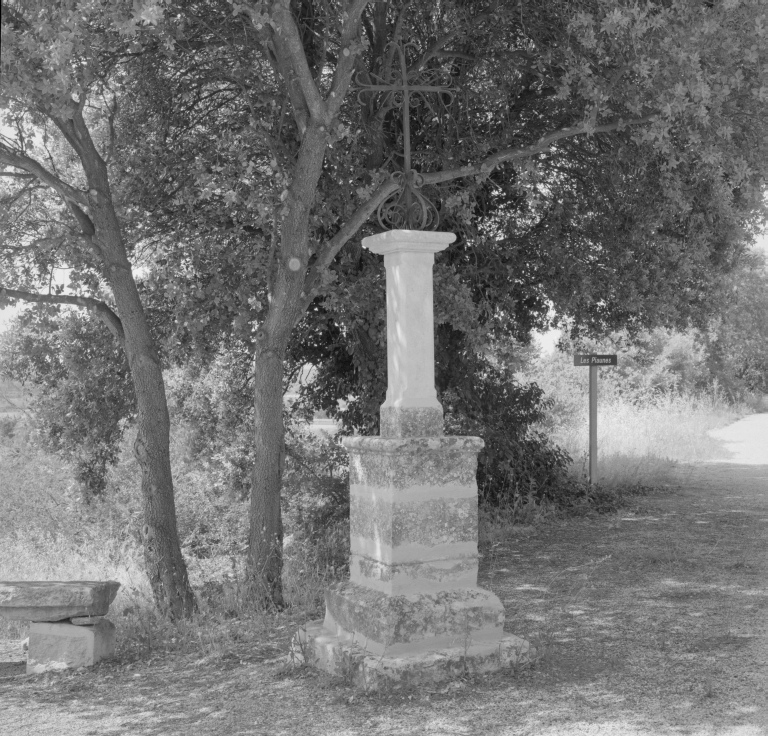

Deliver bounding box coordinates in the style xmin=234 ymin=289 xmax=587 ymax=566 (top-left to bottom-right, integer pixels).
xmin=0 ymin=0 xmax=196 ymax=618
xmin=117 ymin=0 xmax=767 ymax=605
xmin=3 ymin=0 xmax=767 ymax=608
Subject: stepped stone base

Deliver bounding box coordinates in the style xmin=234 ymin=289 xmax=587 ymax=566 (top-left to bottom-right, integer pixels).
xmin=296 ymin=432 xmax=534 ymax=689
xmin=324 ymin=581 xmax=505 ymax=656
xmin=26 ymin=619 xmax=116 ymax=674
xmin=293 ymin=620 xmax=532 ymax=690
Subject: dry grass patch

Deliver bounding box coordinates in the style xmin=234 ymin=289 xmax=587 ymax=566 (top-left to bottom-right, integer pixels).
xmin=0 ymin=425 xmax=334 ymax=663
xmin=2 ymin=424 xmax=767 ymax=733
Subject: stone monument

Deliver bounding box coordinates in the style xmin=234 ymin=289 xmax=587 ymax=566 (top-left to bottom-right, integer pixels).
xmin=292 ymin=40 xmax=531 ymax=686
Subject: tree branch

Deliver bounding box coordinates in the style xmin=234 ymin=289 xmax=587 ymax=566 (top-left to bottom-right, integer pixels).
xmin=420 ymin=116 xmax=657 ymax=186
xmin=300 ymin=175 xmax=399 ymax=311
xmin=51 ymin=116 xmax=86 ymax=159
xmin=415 ymin=21 xmax=481 ymax=71
xmin=0 ymin=145 xmax=89 ymax=207
xmin=326 ymin=0 xmax=371 ymax=117
xmin=298 ymin=115 xmax=657 ymax=312
xmin=265 ymin=35 xmax=310 ymax=134
xmin=0 ymin=287 xmax=125 ymax=345
xmin=0 ymin=144 xmax=97 ymax=239
xmin=0 ymin=181 xmax=41 ymax=209
xmin=270 ymin=1 xmax=327 ymax=123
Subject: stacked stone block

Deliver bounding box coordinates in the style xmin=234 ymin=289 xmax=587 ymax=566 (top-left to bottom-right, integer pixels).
xmin=0 ymin=581 xmax=120 ymax=674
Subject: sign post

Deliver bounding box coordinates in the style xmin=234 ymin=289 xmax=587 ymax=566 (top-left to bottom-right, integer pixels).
xmin=573 ymin=354 xmax=618 ymax=485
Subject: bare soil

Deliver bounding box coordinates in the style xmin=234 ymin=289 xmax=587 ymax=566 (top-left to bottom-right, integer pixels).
xmin=1 ymin=414 xmax=766 ymax=736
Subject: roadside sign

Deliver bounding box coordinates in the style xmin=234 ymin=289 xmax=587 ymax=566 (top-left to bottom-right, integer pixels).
xmin=573 ymin=353 xmax=618 ymax=486
xmin=573 ymin=354 xmax=618 ymax=366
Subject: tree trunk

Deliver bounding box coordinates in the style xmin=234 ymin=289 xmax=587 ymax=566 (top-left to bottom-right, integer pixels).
xmin=98 ymin=217 xmax=197 ymax=619
xmin=75 ymin=121 xmax=197 ymax=620
xmin=131 ymin=350 xmax=197 ymax=619
xmin=247 ymin=345 xmax=286 ymax=607
xmin=246 ymin=123 xmax=328 ymax=606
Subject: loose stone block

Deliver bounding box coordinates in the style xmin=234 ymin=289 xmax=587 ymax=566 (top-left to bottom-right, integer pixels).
xmin=26 ymin=619 xmax=116 ymax=674
xmin=70 ymin=615 xmax=105 ymax=626
xmin=0 ymin=581 xmax=121 ymax=622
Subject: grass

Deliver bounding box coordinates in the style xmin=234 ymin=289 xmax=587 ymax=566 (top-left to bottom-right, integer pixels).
xmin=557 ymin=391 xmax=749 ymax=465
xmin=0 ymin=423 xmax=151 ymax=641
xmin=477 ymin=378 xmax=756 ymax=564
xmin=480 ymin=489 xmax=767 ymax=716
xmin=0 ymin=376 xmax=757 ymax=666
xmin=523 ymin=367 xmax=754 ymax=489
xmin=1 ymin=354 xmax=764 ymax=732
xmin=0 ymin=422 xmax=337 ymax=660
xmin=4 ymin=456 xmax=765 ymax=732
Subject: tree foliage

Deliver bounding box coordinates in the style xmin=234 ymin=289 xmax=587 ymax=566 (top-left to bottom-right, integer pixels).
xmin=704 ymin=250 xmax=768 ymax=394
xmin=0 ymin=307 xmax=135 ymax=498
xmin=1 ymin=0 xmax=767 ymax=605
xmin=1 ymin=0 xmax=198 ymax=618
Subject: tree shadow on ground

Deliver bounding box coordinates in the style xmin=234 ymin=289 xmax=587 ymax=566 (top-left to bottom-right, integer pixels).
xmin=1 ymin=455 xmax=766 ymax=734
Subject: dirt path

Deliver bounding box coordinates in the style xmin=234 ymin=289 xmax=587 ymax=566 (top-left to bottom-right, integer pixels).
xmin=1 ymin=414 xmax=766 ymax=735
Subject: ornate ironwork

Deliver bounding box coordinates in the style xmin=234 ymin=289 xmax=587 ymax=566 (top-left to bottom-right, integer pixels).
xmin=356 ymin=40 xmax=454 ymax=231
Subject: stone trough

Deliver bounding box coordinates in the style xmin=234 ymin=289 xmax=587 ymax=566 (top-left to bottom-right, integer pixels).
xmin=0 ymin=580 xmax=120 ymax=674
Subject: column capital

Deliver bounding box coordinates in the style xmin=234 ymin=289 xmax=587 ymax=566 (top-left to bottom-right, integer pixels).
xmin=362 ymin=230 xmax=456 ymax=256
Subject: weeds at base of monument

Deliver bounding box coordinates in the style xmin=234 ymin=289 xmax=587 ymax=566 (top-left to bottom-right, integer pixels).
xmin=288 ymin=627 xmax=317 ymax=670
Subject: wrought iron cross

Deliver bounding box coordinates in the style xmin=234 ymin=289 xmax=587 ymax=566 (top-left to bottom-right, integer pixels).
xmin=357 ymin=40 xmax=453 ymax=230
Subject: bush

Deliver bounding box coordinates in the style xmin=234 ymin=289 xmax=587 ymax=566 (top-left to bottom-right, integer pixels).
xmin=440 ymin=352 xmax=572 ymax=508
xmin=282 ymin=425 xmax=350 ymax=578
xmin=165 ymin=349 xmax=254 ymax=502
xmin=0 ymin=308 xmax=134 ymax=499
xmin=0 ymin=415 xmax=17 ymax=439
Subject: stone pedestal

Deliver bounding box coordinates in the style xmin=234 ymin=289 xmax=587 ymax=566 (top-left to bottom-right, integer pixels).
xmin=344 ymin=436 xmax=484 ymax=600
xmin=294 ymin=232 xmax=531 ymax=688
xmin=295 ymin=434 xmax=530 ymax=687
xmin=27 ymin=619 xmax=116 ymax=674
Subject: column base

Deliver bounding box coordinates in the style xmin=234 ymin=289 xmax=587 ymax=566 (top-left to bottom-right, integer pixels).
xmin=379 ymin=406 xmax=444 ymax=438
xmin=292 ymin=620 xmax=533 ymax=690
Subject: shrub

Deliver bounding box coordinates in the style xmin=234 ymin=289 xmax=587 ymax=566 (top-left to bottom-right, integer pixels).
xmin=0 ymin=308 xmax=134 ymax=499
xmin=282 ymin=425 xmax=350 ymax=578
xmin=440 ymin=355 xmax=572 ymax=508
xmin=0 ymin=415 xmax=17 ymax=439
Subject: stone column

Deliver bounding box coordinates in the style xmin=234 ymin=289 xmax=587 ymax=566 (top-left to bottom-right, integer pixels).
xmin=295 ymin=231 xmax=530 ymax=689
xmin=364 ymin=230 xmax=454 ymax=438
